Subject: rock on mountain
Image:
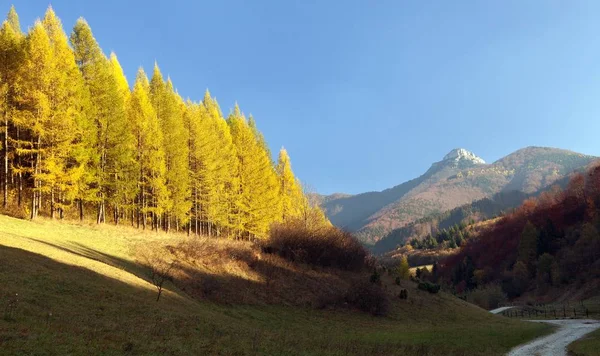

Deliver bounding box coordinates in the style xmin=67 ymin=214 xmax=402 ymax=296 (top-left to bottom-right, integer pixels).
xmin=319 ymin=147 xmax=597 ymax=245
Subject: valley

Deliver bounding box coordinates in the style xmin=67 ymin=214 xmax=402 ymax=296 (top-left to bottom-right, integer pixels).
xmin=1 ymin=2 xmax=599 ymax=356
xmin=0 ymin=215 xmax=552 ymax=355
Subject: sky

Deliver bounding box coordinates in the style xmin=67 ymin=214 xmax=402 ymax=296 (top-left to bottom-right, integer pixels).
xmin=9 ymin=1 xmax=600 ymax=195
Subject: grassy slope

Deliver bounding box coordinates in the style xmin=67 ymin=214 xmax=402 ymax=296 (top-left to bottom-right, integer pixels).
xmin=0 ymin=214 xmax=552 ymax=355
xmin=569 ymin=328 xmax=600 ymax=356
xmin=568 ymin=297 xmax=600 ymax=356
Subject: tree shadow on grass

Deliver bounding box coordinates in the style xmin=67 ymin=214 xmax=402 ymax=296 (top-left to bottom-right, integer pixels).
xmin=22 ymin=237 xmax=147 ymax=279
xmin=0 ymin=244 xmax=252 ymax=355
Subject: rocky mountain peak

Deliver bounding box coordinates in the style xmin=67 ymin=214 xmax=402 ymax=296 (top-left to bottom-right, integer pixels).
xmin=443 ymin=148 xmax=485 ymax=165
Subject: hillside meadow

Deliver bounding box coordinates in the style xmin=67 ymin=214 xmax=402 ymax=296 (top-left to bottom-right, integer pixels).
xmin=0 ymin=214 xmax=553 ymax=355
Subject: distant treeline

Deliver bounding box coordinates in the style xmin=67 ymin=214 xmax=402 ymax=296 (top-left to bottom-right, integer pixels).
xmin=0 ymin=6 xmax=328 ymax=238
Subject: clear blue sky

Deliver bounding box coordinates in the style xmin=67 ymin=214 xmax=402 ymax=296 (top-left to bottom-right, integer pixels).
xmin=10 ymin=1 xmax=600 ymax=195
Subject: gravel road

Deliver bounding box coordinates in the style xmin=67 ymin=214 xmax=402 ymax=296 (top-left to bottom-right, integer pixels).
xmin=489 ymin=306 xmax=515 ymax=314
xmin=506 ymin=319 xmax=600 ymax=356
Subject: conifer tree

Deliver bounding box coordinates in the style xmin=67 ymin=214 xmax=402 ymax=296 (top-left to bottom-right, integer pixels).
xmin=70 ymin=18 xmax=111 ymax=221
xmin=0 ymin=6 xmax=23 ymax=207
xmin=14 ymin=21 xmax=52 ymax=219
xmin=149 ymin=65 xmax=190 ymax=231
xmin=41 ymin=7 xmax=94 ymax=219
xmin=276 ymin=147 xmax=303 ymax=221
xmin=228 ymin=105 xmax=279 ymax=238
xmin=203 ymin=93 xmax=238 ymax=236
xmin=1 ymin=5 xmax=327 ymax=233
xmin=106 ymin=53 xmax=136 ymax=224
xmin=128 ymin=68 xmax=167 ymax=229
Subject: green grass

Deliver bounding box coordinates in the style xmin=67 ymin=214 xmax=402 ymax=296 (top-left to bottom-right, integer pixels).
xmin=568 ymin=328 xmax=600 ymax=356
xmin=0 ymin=214 xmax=553 ymax=355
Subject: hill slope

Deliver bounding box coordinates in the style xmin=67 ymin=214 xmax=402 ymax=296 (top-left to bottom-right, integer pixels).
xmin=441 ymin=162 xmax=600 ymax=302
xmin=0 ymin=214 xmax=551 ymax=355
xmin=320 ymin=147 xmax=596 ymax=245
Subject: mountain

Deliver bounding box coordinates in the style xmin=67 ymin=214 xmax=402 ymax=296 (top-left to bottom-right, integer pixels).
xmin=319 ymin=147 xmax=597 ymax=245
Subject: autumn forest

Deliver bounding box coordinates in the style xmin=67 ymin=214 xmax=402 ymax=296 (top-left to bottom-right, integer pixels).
xmin=0 ymin=6 xmax=328 ymax=239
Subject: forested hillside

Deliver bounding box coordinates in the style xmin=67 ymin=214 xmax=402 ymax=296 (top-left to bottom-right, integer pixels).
xmin=441 ymin=163 xmax=600 ymax=300
xmin=0 ymin=6 xmax=327 ymax=238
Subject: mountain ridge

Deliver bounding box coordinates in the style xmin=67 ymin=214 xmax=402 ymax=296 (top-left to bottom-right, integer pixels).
xmin=318 ymin=146 xmax=597 ymax=245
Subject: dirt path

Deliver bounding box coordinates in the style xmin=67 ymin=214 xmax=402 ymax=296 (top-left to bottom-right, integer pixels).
xmin=507 ymin=319 xmax=600 ymax=356
xmin=489 ymin=306 xmax=515 ymax=314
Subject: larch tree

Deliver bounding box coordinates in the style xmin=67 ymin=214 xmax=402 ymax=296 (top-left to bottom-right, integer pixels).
xmin=1 ymin=5 xmax=326 ymax=234
xmin=228 ymin=104 xmax=280 ymax=238
xmin=276 ymin=147 xmax=303 ymax=221
xmin=199 ymin=91 xmax=238 ymax=236
xmin=107 ymin=53 xmax=136 ymax=224
xmin=14 ymin=21 xmax=53 ymax=219
xmin=149 ymin=64 xmax=190 ymax=231
xmin=70 ymin=18 xmax=111 ymax=221
xmin=128 ymin=68 xmax=167 ymax=230
xmin=0 ymin=6 xmax=23 ymax=208
xmin=42 ymin=7 xmax=95 ymax=219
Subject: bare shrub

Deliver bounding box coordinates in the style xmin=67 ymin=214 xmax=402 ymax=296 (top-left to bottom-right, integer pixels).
xmin=265 ymin=221 xmax=368 ymax=271
xmin=137 ymin=245 xmax=177 ymax=302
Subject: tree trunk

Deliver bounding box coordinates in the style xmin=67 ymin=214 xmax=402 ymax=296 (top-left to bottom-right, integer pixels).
xmin=79 ymin=199 xmax=84 ymax=221
xmin=50 ymin=188 xmax=55 ymax=219
xmin=17 ymin=172 xmax=22 ymax=206
xmin=96 ymin=202 xmax=104 ymax=224
xmin=3 ymin=113 xmax=7 ymax=208
xmin=59 ymin=193 xmax=64 ymax=219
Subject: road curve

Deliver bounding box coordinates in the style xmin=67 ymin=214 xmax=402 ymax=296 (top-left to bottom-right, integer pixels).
xmin=489 ymin=306 xmax=515 ymax=314
xmin=507 ymin=319 xmax=600 ymax=356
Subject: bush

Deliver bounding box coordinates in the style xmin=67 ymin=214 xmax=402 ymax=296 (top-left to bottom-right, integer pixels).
xmin=465 ymin=284 xmax=507 ymax=310
xmin=345 ymin=282 xmax=390 ymax=316
xmin=418 ymin=281 xmax=440 ymax=294
xmin=370 ymin=269 xmax=381 ymax=285
xmin=265 ymin=222 xmax=369 ymax=271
